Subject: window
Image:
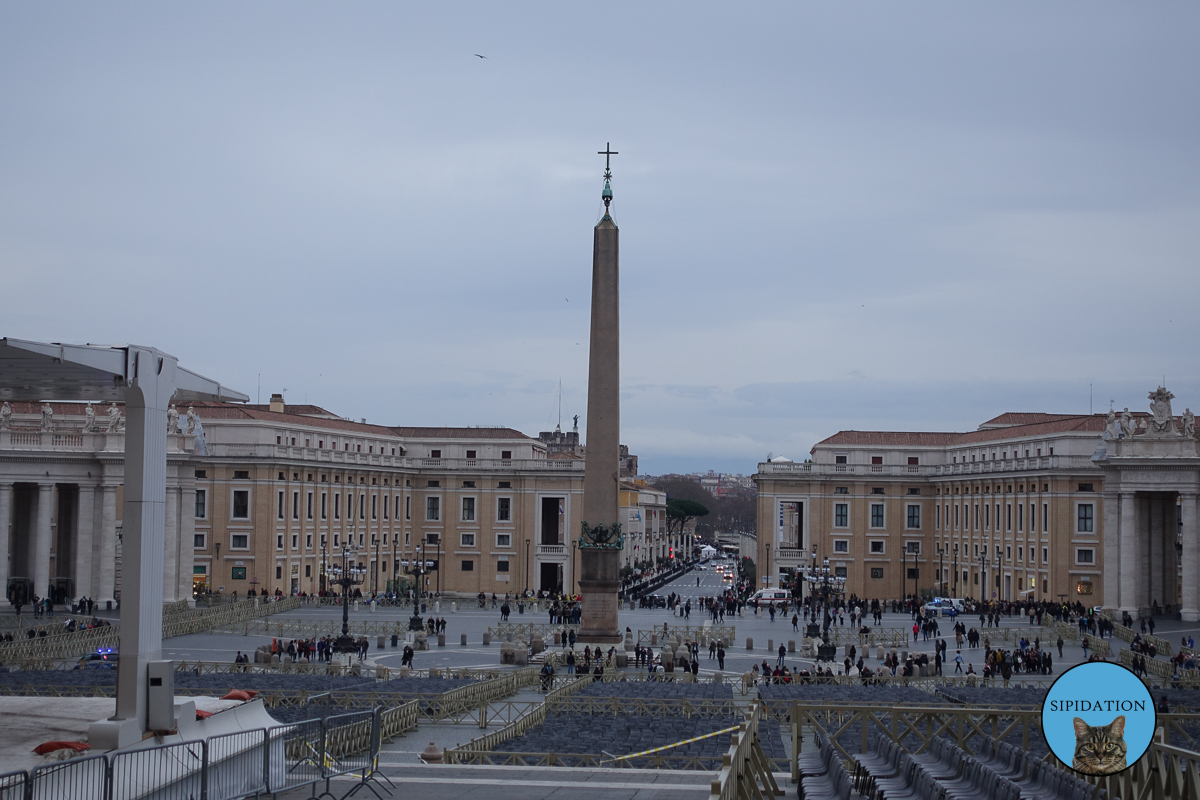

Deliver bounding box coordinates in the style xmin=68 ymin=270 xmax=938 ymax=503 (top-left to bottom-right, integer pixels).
xmin=231 ymin=534 xmax=248 ymax=548
xmin=334 ymin=492 xmax=341 ymax=520
xmin=834 ymin=503 xmax=848 ymax=527
xmin=833 ymin=540 xmax=849 ymax=553
xmin=1017 ymin=546 xmax=1023 ymax=561
xmin=275 ymin=566 xmax=282 ymax=579
xmin=292 ymin=491 xmax=299 ymax=520
xmin=835 ymin=567 xmax=847 ymax=578
xmin=1077 ymin=504 xmax=1094 ymax=533
xmin=936 ymin=505 xmax=941 ymax=529
xmin=1006 ymin=545 xmax=1012 ymax=560
xmin=359 ymin=494 xmax=365 ymax=520
xmin=195 ymin=489 xmax=206 ymax=519
xmin=497 ymin=497 xmax=512 ymax=522
xmin=1043 ymin=503 xmax=1049 ymax=534
xmin=233 ymin=470 xmax=250 ymax=480
xmin=306 ymin=533 xmax=312 ymax=549
xmin=462 ymin=480 xmax=475 ymax=488
xmin=232 ymin=567 xmax=246 ymax=580
xmin=907 ymin=488 xmax=921 ymax=495
xmin=291 ymin=534 xmax=298 ymax=549
xmin=497 ymin=533 xmax=512 ymax=548
xmin=371 ymin=495 xmax=377 ymax=520
xmin=906 ymin=541 xmax=920 ymax=554
xmin=1006 ymin=503 xmax=1012 ymax=531
xmin=461 ymin=560 xmax=474 ymax=571
xmin=194 ymin=533 xmax=205 ymax=548
xmin=906 ymin=505 xmax=921 ymax=529
xmin=871 ymin=456 xmax=883 ymax=465
xmin=869 ymin=540 xmax=885 ymax=554
xmin=427 ymin=480 xmax=440 ymax=488
xmin=497 ymin=559 xmax=509 ymax=572
xmin=498 ymin=481 xmax=511 ymax=489
xmin=426 ymin=497 xmax=440 ymax=521
xmin=405 ymin=496 xmax=411 ymax=520
xmin=984 ymin=503 xmax=990 ymax=529
xmin=835 ymin=455 xmax=847 ymax=464
xmin=466 ymin=451 xmax=476 ymax=460
xmin=321 ymin=493 xmax=327 ymax=519
xmin=870 ymin=568 xmax=883 ymax=579
xmin=430 ymin=450 xmax=441 ymax=458
xmin=1043 ymin=547 xmax=1048 ymax=563
xmin=1076 ymin=548 xmax=1095 ymax=564
xmin=277 ymin=534 xmax=283 ymax=549
xmin=1078 ymin=483 xmax=1094 ymax=492
xmin=501 ymin=450 xmax=512 ymax=460
xmin=870 ymin=503 xmax=884 ymax=528
xmin=907 ymin=568 xmax=919 ymax=579
xmin=835 ymin=487 xmax=849 ymax=494
xmin=908 ymin=457 xmax=919 ymax=466
xmin=277 ymin=491 xmax=284 ymax=520
xmin=195 ymin=469 xmax=207 ymax=479
xmin=871 ymin=487 xmax=885 ymax=495
xmin=462 ymin=497 xmax=476 ymax=522
xmin=306 ymin=492 xmax=313 ymax=520
xmin=232 ymin=490 xmax=249 ymax=519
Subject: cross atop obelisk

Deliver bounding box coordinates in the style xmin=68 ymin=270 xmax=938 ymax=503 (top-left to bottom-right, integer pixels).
xmin=577 ymin=143 xmax=623 ymax=644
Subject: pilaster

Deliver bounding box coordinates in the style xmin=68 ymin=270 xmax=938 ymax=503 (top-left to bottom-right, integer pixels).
xmin=0 ymin=484 xmax=11 ymax=606
xmin=33 ymin=483 xmax=54 ymax=600
xmin=1181 ymin=493 xmax=1199 ymax=622
xmin=74 ymin=485 xmax=96 ymax=600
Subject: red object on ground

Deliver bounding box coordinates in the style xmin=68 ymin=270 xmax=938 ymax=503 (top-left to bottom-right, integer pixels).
xmin=220 ymin=689 xmax=259 ymax=701
xmin=195 ymin=709 xmax=214 ymax=719
xmin=33 ymin=741 xmax=92 ymax=756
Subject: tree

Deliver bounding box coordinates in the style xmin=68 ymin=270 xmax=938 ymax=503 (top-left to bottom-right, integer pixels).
xmin=666 ymin=498 xmax=709 ymax=539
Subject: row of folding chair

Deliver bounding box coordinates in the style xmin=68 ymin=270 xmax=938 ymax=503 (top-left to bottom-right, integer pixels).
xmin=850 ymin=735 xmax=1020 ymax=800
xmin=797 ymin=734 xmax=866 ymax=800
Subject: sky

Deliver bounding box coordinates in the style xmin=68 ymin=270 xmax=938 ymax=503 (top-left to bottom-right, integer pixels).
xmin=2 ymin=3 xmax=1198 ymax=475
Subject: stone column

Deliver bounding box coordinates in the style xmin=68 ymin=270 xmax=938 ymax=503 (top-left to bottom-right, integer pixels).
xmin=1149 ymin=495 xmax=1164 ymax=609
xmin=0 ymin=484 xmax=11 ymax=607
xmin=94 ymin=485 xmax=118 ymax=606
xmin=1181 ymin=493 xmax=1200 ymax=622
xmin=32 ymin=483 xmax=54 ymax=600
xmin=1102 ymin=490 xmax=1120 ymax=610
xmin=1118 ymin=492 xmax=1137 ymax=614
xmin=163 ymin=483 xmax=179 ymax=603
xmin=74 ymin=485 xmax=96 ymax=601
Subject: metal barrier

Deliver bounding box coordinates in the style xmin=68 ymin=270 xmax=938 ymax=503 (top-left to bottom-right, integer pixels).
xmin=0 ymin=771 xmax=26 ymax=800
xmin=1119 ymin=647 xmax=1200 ymax=685
xmin=1096 ymin=609 xmax=1173 ymax=656
xmin=708 ymin=702 xmax=779 ymax=800
xmin=1067 ymin=739 xmax=1200 ymax=800
xmin=807 ymin=627 xmax=909 ymax=648
xmin=15 ymin=708 xmax=389 ymax=800
xmin=636 ymin=624 xmax=736 ymax=646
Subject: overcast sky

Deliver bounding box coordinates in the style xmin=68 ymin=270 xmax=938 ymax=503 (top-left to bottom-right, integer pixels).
xmin=3 ymin=3 xmax=1198 ymax=475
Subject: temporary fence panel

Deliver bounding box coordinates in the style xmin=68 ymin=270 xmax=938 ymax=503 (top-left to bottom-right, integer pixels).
xmin=203 ymin=729 xmax=268 ymax=800
xmin=28 ymin=752 xmax=111 ymax=800
xmin=266 ymin=720 xmax=324 ymax=796
xmin=109 ymin=739 xmax=205 ymax=800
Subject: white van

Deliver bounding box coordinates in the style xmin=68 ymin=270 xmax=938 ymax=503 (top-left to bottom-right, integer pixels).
xmin=749 ymin=589 xmax=789 ymax=603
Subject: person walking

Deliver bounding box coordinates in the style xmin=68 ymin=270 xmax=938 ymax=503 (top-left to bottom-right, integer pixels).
xmin=1056 ymin=636 xmax=1064 ymax=658
xmin=717 ymin=643 xmax=726 ymax=671
xmin=954 ymin=650 xmax=964 ymax=673
xmin=778 ymin=642 xmax=787 ymax=667
xmin=792 ymin=613 xmax=799 ymax=632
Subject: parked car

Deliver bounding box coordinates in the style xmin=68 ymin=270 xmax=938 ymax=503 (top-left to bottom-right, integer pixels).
xmin=923 ymin=598 xmax=964 ymax=617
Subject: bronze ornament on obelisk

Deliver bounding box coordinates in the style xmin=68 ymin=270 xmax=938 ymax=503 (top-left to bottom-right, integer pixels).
xmin=577 ymin=144 xmax=623 ymax=644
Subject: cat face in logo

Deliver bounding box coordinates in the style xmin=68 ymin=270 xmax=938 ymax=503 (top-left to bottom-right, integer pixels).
xmin=1072 ymin=715 xmax=1127 ymax=775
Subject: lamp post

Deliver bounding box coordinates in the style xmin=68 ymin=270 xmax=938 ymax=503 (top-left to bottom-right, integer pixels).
xmin=524 ymin=538 xmax=530 ymax=595
xmin=373 ymin=529 xmax=381 ymax=597
xmin=937 ymin=543 xmax=945 ymax=596
xmin=996 ymin=551 xmax=1003 ymax=602
xmin=804 ymin=554 xmax=846 ymax=660
xmin=325 ymin=548 xmax=367 ymax=656
xmin=953 ymin=543 xmax=958 ymax=597
xmin=978 ymin=551 xmax=987 ymax=605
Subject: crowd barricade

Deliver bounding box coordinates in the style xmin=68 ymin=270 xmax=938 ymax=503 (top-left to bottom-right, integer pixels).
xmin=636 ymin=624 xmax=736 ymax=647
xmin=1096 ymin=609 xmax=1173 ymax=655
xmin=709 ymin=703 xmax=777 ymax=800
xmin=15 ymin=708 xmax=388 ymax=800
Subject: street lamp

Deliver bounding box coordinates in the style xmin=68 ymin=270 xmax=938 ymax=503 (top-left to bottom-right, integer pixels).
xmin=978 ymin=551 xmax=987 ymax=605
xmin=325 ymin=548 xmax=367 ymax=656
xmin=937 ymin=543 xmax=945 ymax=596
xmin=953 ymin=543 xmax=958 ymax=597
xmin=996 ymin=551 xmax=1003 ymax=602
xmin=803 ymin=553 xmax=846 ymax=661
xmin=524 ymin=538 xmax=531 ymax=595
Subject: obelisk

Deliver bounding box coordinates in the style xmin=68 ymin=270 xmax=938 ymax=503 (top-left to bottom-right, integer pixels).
xmin=577 ymin=144 xmax=623 ymax=644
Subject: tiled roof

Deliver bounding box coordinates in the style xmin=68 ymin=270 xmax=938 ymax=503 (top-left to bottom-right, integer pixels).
xmin=815 ymin=414 xmax=1113 ymax=450
xmin=188 ymin=402 xmax=398 ymax=435
xmin=978 ymin=412 xmax=1083 ymax=429
xmin=815 ymin=431 xmax=964 ymax=447
xmin=547 ymin=451 xmax=583 ymax=460
xmin=243 ymin=403 xmax=341 ymax=418
xmin=388 ymin=427 xmax=533 ymax=440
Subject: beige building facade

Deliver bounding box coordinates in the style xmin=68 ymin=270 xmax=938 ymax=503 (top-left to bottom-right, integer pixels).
xmin=0 ymin=397 xmax=586 ymax=606
xmin=754 ymin=409 xmax=1184 ymax=607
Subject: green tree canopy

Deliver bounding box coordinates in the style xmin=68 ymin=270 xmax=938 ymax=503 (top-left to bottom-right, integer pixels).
xmin=666 ymin=498 xmax=709 ymax=537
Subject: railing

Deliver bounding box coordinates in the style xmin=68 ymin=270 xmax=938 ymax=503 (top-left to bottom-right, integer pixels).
xmin=808 ymin=626 xmax=910 ymax=648
xmin=1096 ymin=609 xmax=1173 ymax=656
xmin=637 ymin=624 xmax=737 ymax=647
xmin=758 ymin=462 xmax=935 ymax=476
xmin=710 ymin=703 xmax=779 ymax=800
xmin=9 ymin=707 xmax=390 ymax=800
xmin=1066 ymin=739 xmax=1200 ymax=799
xmin=207 ymin=443 xmax=586 ymax=472
xmin=1118 ymin=648 xmax=1200 ymax=685
xmin=536 ymin=545 xmax=566 ymax=556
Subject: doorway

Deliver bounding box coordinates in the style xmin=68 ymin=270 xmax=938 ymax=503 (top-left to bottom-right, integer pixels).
xmin=541 ymin=497 xmax=563 ymax=545
xmin=539 ymin=562 xmax=562 ymax=595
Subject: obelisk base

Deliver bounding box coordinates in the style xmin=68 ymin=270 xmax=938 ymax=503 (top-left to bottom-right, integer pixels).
xmin=576 ymin=549 xmax=622 ymax=644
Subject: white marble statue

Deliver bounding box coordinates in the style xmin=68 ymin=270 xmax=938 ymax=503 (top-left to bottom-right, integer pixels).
xmin=105 ymin=402 xmax=122 ymax=432
xmin=40 ymin=403 xmax=54 ymax=431
xmin=185 ymin=406 xmax=197 ymax=435
xmin=0 ymin=401 xmax=10 ymax=430
xmin=1120 ymin=408 xmax=1133 ymax=438
xmin=192 ymin=416 xmax=208 ymax=456
xmin=166 ymin=403 xmax=180 ymax=434
xmin=1104 ymin=408 xmax=1118 ymax=440
xmin=1148 ymin=386 xmax=1177 ymax=435
xmin=83 ymin=402 xmax=95 ymax=431
xmin=1184 ymin=408 xmax=1196 ymax=439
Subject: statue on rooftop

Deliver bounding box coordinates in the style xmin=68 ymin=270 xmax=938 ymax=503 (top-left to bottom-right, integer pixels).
xmin=1183 ymin=408 xmax=1195 ymax=439
xmin=1120 ymin=408 xmax=1133 ymax=439
xmin=1104 ymin=408 xmax=1118 ymax=440
xmin=105 ymin=402 xmax=123 ymax=432
xmin=0 ymin=401 xmax=11 ymax=430
xmin=185 ymin=406 xmax=197 ymax=435
xmin=83 ymin=402 xmax=95 ymax=431
xmin=40 ymin=403 xmax=54 ymax=431
xmin=166 ymin=403 xmax=180 ymax=434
